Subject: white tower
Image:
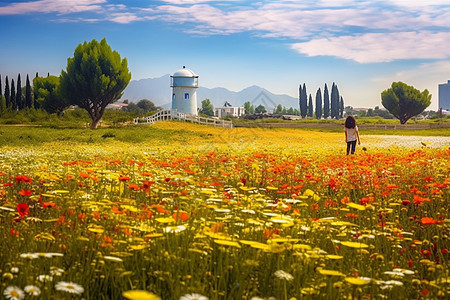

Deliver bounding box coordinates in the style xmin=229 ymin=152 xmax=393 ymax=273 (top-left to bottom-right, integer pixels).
xmin=171 ymin=66 xmax=198 ymax=115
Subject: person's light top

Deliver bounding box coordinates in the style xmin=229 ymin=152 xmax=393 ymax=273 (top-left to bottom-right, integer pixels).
xmin=345 ymin=126 xmax=358 ymax=142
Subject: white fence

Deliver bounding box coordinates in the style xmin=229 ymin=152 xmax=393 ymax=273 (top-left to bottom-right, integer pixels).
xmin=133 ymin=109 xmax=233 ymax=129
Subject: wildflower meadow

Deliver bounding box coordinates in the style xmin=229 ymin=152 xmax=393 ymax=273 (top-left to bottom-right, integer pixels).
xmin=0 ymin=122 xmax=449 ymax=300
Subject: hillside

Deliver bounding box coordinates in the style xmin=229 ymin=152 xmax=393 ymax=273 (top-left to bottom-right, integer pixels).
xmin=120 ymin=75 xmax=298 ymax=110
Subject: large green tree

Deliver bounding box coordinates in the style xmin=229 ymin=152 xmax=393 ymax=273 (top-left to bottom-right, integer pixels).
xmin=200 ymin=98 xmax=214 ymax=116
xmin=60 ymin=38 xmax=131 ymax=129
xmin=381 ymin=82 xmax=431 ymax=124
xmin=33 ymin=75 xmax=70 ymax=115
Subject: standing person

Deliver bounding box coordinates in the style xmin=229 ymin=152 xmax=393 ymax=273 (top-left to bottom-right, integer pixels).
xmin=344 ymin=115 xmax=360 ymax=155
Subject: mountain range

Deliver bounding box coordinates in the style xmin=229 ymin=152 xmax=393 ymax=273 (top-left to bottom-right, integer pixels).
xmin=120 ymin=75 xmax=298 ymax=110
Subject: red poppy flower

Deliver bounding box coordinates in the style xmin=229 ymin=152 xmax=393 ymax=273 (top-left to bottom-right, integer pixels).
xmin=19 ymin=189 xmax=32 ymax=197
xmin=15 ymin=175 xmax=32 ymax=183
xmin=17 ymin=202 xmax=29 ymax=217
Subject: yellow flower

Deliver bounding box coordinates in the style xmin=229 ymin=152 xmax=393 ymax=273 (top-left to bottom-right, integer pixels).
xmin=123 ymin=290 xmax=161 ymax=300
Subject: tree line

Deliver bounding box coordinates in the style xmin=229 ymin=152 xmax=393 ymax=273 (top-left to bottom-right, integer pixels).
xmin=299 ymin=82 xmax=344 ymax=119
xmin=1 ymin=38 xmax=130 ymax=129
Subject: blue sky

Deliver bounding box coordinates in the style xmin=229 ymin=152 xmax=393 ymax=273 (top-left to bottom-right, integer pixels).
xmin=1 ymin=0 xmax=450 ymax=110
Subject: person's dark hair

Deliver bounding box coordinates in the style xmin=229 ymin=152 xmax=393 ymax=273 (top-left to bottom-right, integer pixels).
xmin=345 ymin=115 xmax=356 ymax=129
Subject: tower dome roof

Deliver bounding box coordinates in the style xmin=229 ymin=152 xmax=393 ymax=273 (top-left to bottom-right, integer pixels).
xmin=173 ymin=66 xmax=197 ymax=77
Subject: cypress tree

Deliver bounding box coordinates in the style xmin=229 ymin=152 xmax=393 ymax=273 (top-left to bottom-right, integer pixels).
xmin=339 ymin=96 xmax=344 ymax=118
xmin=11 ymin=79 xmax=16 ymax=110
xmin=26 ymin=74 xmax=32 ymax=109
xmin=331 ymin=82 xmax=340 ymax=119
xmin=16 ymin=74 xmax=23 ymax=110
xmin=4 ymin=76 xmax=10 ymax=108
xmin=330 ymin=83 xmax=336 ymax=118
xmin=34 ymin=72 xmax=39 ymax=109
xmin=0 ymin=75 xmax=5 ymax=113
xmin=298 ymin=84 xmax=302 ymax=113
xmin=307 ymin=94 xmax=313 ymax=117
xmin=323 ymin=83 xmax=330 ymax=119
xmin=300 ymin=83 xmax=307 ymax=118
xmin=315 ymin=88 xmax=322 ymax=119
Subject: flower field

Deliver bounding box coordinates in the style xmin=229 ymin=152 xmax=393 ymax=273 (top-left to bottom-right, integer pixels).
xmin=0 ymin=123 xmax=449 ymax=300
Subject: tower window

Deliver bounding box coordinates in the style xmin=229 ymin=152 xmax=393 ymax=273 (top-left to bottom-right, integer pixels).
xmin=185 ymin=93 xmax=189 ymax=100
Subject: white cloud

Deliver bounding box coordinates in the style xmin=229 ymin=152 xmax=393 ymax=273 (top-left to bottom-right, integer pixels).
xmin=0 ymin=0 xmax=106 ymax=15
xmin=291 ymin=31 xmax=450 ymax=63
xmin=109 ymin=12 xmax=141 ymax=24
xmin=372 ymin=60 xmax=450 ymax=110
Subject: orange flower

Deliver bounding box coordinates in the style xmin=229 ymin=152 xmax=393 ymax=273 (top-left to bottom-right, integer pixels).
xmin=112 ymin=206 xmax=126 ymax=214
xmin=42 ymin=202 xmax=56 ymax=208
xmin=19 ymin=189 xmax=32 ymax=196
xmin=340 ymin=196 xmax=350 ymax=204
xmin=172 ymin=211 xmax=189 ymax=222
xmin=210 ymin=222 xmax=223 ymax=233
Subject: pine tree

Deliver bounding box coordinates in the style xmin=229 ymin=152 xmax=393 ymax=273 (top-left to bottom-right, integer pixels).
xmin=16 ymin=74 xmax=23 ymax=110
xmin=11 ymin=79 xmax=16 ymax=110
xmin=323 ymin=83 xmax=330 ymax=119
xmin=307 ymin=94 xmax=313 ymax=117
xmin=339 ymin=96 xmax=344 ymax=118
xmin=315 ymin=88 xmax=322 ymax=119
xmin=26 ymin=74 xmax=33 ymax=109
xmin=4 ymin=76 xmax=10 ymax=108
xmin=300 ymin=83 xmax=307 ymax=118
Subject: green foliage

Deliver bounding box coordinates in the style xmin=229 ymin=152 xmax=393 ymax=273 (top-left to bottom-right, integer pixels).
xmin=60 ymin=38 xmax=131 ymax=129
xmin=123 ymin=99 xmax=157 ymax=116
xmin=243 ymin=101 xmax=254 ymax=114
xmin=200 ymin=98 xmax=214 ymax=116
xmin=33 ymin=75 xmax=70 ymax=115
xmin=16 ymin=74 xmax=23 ymax=110
xmin=255 ymin=104 xmax=267 ymax=114
xmin=381 ymin=82 xmax=431 ymax=124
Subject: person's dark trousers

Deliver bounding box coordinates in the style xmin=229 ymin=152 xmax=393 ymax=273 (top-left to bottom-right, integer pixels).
xmin=347 ymin=141 xmax=356 ymax=155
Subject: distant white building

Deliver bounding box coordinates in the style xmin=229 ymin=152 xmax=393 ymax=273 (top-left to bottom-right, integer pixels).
xmin=171 ymin=66 xmax=198 ymax=115
xmin=215 ymin=101 xmax=245 ymax=118
xmin=438 ymin=80 xmax=450 ymax=111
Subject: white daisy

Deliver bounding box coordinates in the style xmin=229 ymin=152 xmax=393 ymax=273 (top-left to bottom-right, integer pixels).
xmin=36 ymin=275 xmax=53 ymax=282
xmin=3 ymin=286 xmax=25 ymax=300
xmin=179 ymin=293 xmax=209 ymax=300
xmin=55 ymin=281 xmax=84 ymax=295
xmin=20 ymin=253 xmax=39 ymax=259
xmin=274 ymin=270 xmax=294 ymax=281
xmin=24 ymin=285 xmax=41 ymax=296
xmin=10 ymin=267 xmax=19 ymax=274
xmin=49 ymin=267 xmax=65 ymax=276
xmin=103 ymin=256 xmax=123 ymax=262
